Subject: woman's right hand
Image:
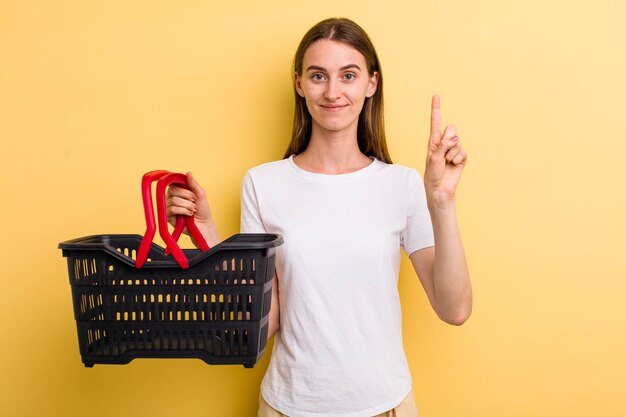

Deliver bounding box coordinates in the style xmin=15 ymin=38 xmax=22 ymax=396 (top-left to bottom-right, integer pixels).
xmin=166 ymin=172 xmax=221 ymax=247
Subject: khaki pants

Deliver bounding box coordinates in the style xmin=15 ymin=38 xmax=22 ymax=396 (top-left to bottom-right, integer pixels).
xmin=257 ymin=389 xmax=419 ymax=417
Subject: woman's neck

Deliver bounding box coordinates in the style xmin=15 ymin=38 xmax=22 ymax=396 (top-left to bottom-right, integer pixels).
xmin=293 ymin=126 xmax=372 ymax=175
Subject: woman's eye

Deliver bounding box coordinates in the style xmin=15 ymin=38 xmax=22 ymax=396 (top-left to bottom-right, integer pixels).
xmin=344 ymin=73 xmax=355 ymax=81
xmin=312 ymin=73 xmax=325 ymax=81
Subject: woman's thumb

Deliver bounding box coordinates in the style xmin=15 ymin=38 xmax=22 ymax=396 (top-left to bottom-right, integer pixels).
xmin=186 ymin=172 xmax=203 ymax=195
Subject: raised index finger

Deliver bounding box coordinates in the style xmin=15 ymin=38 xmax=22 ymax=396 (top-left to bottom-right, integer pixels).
xmin=429 ymin=94 xmax=442 ymax=145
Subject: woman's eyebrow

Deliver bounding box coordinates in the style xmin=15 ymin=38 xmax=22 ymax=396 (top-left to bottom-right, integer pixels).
xmin=306 ymin=64 xmax=362 ymax=72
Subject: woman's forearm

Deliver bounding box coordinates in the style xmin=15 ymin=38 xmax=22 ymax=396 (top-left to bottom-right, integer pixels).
xmin=429 ymin=198 xmax=472 ymax=325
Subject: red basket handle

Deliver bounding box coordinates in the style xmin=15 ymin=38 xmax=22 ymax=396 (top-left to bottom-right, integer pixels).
xmin=156 ymin=172 xmax=209 ymax=268
xmin=135 ymin=170 xmax=210 ymax=269
xmin=136 ymin=170 xmax=171 ymax=268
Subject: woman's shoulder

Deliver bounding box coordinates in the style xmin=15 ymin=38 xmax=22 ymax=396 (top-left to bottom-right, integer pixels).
xmin=244 ymin=159 xmax=289 ymax=182
xmin=378 ymin=160 xmax=424 ymax=180
xmin=245 ymin=158 xmax=291 ymax=178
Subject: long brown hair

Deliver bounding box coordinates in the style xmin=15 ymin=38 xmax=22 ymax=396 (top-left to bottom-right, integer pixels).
xmin=284 ymin=18 xmax=392 ymax=163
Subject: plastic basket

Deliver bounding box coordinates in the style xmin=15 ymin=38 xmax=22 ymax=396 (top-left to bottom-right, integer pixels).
xmin=59 ymin=233 xmax=282 ymax=368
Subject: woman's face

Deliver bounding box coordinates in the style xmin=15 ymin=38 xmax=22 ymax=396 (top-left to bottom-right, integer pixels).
xmin=295 ymin=39 xmax=378 ymax=136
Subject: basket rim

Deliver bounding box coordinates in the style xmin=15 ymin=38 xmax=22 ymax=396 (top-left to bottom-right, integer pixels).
xmin=58 ymin=233 xmax=283 ymax=269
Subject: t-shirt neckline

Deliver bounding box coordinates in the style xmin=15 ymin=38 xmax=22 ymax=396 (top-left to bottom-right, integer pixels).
xmin=287 ymin=154 xmax=382 ymax=183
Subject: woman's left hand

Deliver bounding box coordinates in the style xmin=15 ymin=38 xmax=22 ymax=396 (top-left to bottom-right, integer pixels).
xmin=414 ymin=95 xmax=473 ymax=325
xmin=423 ymin=95 xmax=467 ymax=205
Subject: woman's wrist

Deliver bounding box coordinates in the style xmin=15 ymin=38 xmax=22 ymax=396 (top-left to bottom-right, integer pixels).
xmin=194 ymin=218 xmax=221 ymax=247
xmin=426 ymin=193 xmax=457 ymax=217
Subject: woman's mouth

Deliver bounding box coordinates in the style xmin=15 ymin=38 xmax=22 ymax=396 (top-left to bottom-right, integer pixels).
xmin=320 ymin=104 xmax=349 ymax=112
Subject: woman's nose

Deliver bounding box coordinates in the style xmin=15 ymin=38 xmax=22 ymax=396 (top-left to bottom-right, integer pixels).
xmin=324 ymin=79 xmax=341 ymax=100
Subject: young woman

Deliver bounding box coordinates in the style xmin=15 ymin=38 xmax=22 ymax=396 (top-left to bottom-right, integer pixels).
xmin=167 ymin=17 xmax=471 ymax=417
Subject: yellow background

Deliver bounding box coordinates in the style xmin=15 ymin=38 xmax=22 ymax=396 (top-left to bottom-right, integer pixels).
xmin=1 ymin=1 xmax=625 ymax=416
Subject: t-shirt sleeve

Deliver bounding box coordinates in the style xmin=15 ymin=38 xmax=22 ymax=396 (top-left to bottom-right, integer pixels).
xmin=401 ymin=170 xmax=435 ymax=255
xmin=240 ymin=171 xmax=267 ymax=233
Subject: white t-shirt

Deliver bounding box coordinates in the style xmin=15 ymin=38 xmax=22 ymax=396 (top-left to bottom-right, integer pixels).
xmin=241 ymin=155 xmax=434 ymax=417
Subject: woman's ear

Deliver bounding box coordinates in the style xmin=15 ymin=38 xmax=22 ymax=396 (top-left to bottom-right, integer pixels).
xmin=366 ymin=71 xmax=379 ymax=98
xmin=294 ymin=72 xmax=305 ymax=97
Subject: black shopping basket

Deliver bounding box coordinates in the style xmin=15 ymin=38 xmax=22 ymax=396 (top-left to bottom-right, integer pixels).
xmin=58 ymin=171 xmax=283 ymax=368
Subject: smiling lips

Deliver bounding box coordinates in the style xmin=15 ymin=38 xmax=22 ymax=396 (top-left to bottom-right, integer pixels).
xmin=320 ymin=104 xmax=349 ymax=112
